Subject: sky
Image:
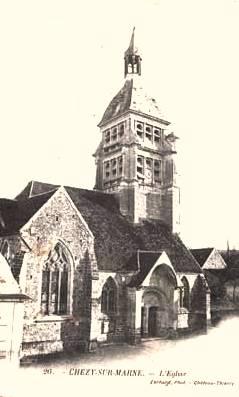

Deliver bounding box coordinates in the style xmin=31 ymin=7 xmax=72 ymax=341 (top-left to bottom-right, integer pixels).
xmin=0 ymin=0 xmax=239 ymax=249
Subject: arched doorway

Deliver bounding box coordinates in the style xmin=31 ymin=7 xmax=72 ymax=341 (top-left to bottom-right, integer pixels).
xmin=141 ymin=264 xmax=177 ymax=337
xmin=148 ymin=306 xmax=158 ymax=336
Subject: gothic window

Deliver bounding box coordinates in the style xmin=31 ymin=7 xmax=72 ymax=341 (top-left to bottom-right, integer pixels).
xmin=181 ymin=277 xmax=190 ymax=310
xmin=41 ymin=270 xmax=50 ymax=315
xmin=101 ymin=278 xmax=117 ymax=314
xmin=59 ymin=264 xmax=68 ymax=314
xmin=101 ymin=289 xmax=108 ymax=313
xmin=41 ymin=243 xmax=71 ymax=316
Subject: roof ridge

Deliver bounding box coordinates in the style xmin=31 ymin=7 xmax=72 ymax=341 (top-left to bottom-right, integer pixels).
xmin=20 ymin=188 xmax=58 ymax=201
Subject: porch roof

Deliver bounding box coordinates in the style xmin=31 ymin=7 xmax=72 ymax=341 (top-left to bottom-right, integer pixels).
xmin=127 ymin=251 xmax=163 ymax=287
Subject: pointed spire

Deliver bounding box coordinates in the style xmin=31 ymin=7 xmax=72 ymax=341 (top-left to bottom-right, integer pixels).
xmin=124 ymin=27 xmax=141 ymax=78
xmin=125 ymin=27 xmax=136 ymax=56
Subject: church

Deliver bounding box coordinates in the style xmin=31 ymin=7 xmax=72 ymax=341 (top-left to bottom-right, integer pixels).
xmin=0 ymin=29 xmax=211 ymax=360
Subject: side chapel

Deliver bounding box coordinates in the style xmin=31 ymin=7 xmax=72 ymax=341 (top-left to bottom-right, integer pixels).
xmin=0 ymin=29 xmax=211 ymax=359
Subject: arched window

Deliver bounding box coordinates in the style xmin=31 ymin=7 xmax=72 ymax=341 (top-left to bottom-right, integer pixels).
xmin=101 ymin=278 xmax=117 ymax=314
xmin=181 ymin=277 xmax=190 ymax=310
xmin=101 ymin=288 xmax=108 ymax=313
xmin=41 ymin=243 xmax=71 ymax=315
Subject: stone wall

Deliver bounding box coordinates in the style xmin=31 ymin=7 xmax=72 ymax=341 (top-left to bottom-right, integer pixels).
xmin=96 ymin=272 xmax=129 ymax=344
xmin=202 ymin=249 xmax=227 ymax=270
xmin=18 ymin=188 xmax=99 ymax=357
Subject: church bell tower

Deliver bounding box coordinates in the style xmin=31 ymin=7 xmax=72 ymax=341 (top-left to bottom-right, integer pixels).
xmin=94 ymin=28 xmax=180 ymax=233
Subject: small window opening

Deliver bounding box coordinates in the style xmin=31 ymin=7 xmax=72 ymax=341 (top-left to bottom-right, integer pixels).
xmin=137 ymin=156 xmax=143 ymax=165
xmin=154 ymin=160 xmax=161 ymax=182
xmin=112 ymin=128 xmax=117 ymax=141
xmin=145 ymin=125 xmax=152 ymax=141
xmin=137 ymin=156 xmax=144 ymax=178
xmin=136 ymin=122 xmax=143 ymax=138
xmin=105 ymin=130 xmax=111 ymax=144
xmin=154 ymin=128 xmax=161 ymax=143
xmin=119 ymin=124 xmax=124 ymax=137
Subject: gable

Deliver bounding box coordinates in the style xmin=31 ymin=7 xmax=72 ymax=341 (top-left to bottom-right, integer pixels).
xmin=190 ymin=248 xmax=214 ymax=267
xmin=202 ymin=249 xmax=227 ymax=270
xmin=128 ymin=251 xmax=182 ymax=288
xmin=20 ymin=187 xmax=93 ymax=245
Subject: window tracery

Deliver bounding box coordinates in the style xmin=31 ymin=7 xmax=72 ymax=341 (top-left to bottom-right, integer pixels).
xmin=101 ymin=278 xmax=117 ymax=314
xmin=41 ymin=243 xmax=70 ymax=315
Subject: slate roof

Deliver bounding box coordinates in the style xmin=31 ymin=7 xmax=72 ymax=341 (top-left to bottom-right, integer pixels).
xmin=221 ymin=250 xmax=239 ymax=269
xmin=127 ymin=251 xmax=163 ymax=287
xmin=0 ymin=190 xmax=56 ymax=236
xmin=2 ymin=181 xmax=202 ymax=275
xmin=190 ymin=248 xmax=214 ymax=267
xmin=98 ymin=77 xmax=168 ymax=127
xmin=15 ymin=181 xmax=57 ymax=200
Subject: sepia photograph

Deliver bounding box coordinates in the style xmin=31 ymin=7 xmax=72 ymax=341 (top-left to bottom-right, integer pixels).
xmin=1 ymin=1 xmax=239 ymax=396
